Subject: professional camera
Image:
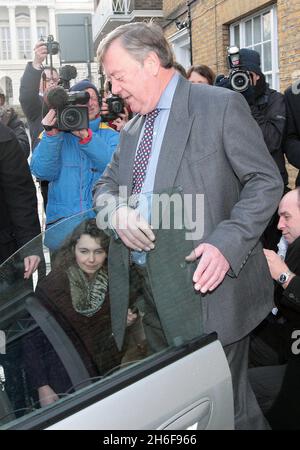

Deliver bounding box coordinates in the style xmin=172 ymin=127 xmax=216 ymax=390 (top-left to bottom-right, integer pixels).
xmin=45 ymin=35 xmax=60 ymax=56
xmin=101 ymin=95 xmax=125 ymax=122
xmin=47 ymin=86 xmax=89 ymax=131
xmin=226 ymin=46 xmax=251 ymax=92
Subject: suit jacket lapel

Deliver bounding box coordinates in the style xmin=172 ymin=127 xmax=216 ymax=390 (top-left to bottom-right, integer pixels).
xmin=119 ymin=115 xmax=145 ymax=189
xmin=154 ymin=77 xmax=194 ymax=193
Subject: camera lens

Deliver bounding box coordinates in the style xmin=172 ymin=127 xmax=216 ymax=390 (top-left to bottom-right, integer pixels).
xmin=231 ymin=72 xmax=250 ymax=92
xmin=60 ymin=107 xmax=82 ymax=129
xmin=111 ymin=100 xmax=124 ymax=114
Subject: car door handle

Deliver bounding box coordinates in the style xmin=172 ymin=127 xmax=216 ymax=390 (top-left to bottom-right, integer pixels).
xmin=159 ymin=398 xmax=211 ymax=430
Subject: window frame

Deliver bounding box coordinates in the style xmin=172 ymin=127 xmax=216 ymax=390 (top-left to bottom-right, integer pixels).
xmin=229 ymin=5 xmax=279 ymax=90
xmin=0 ymin=26 xmax=11 ymax=60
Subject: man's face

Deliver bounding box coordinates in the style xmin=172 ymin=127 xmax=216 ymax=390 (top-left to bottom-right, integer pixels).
xmin=278 ymin=190 xmax=300 ymax=244
xmin=250 ymin=71 xmax=260 ymax=86
xmin=86 ymin=88 xmax=100 ymax=120
xmin=40 ymin=69 xmax=59 ymax=94
xmin=102 ymin=39 xmax=160 ymax=115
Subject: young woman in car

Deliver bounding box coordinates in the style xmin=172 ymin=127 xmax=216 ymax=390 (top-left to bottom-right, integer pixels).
xmin=24 ymin=219 xmax=138 ymax=407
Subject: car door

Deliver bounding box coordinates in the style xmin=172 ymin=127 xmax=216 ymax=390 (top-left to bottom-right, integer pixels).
xmin=0 ymin=209 xmax=234 ymax=430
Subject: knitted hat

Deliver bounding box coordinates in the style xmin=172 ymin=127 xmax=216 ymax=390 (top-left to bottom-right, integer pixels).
xmin=239 ymin=48 xmax=262 ymax=74
xmin=69 ymin=79 xmax=99 ymax=97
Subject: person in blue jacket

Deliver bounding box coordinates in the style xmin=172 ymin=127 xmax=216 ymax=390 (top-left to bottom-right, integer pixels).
xmin=30 ymin=79 xmax=119 ymax=251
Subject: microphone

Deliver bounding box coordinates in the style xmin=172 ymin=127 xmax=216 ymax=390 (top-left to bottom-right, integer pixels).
xmin=46 ymin=86 xmax=69 ymax=109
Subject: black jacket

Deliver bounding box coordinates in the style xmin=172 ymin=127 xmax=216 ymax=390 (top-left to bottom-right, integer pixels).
xmin=216 ymin=79 xmax=287 ymax=186
xmin=19 ymin=62 xmax=45 ymax=149
xmin=266 ymin=236 xmax=300 ymax=429
xmin=250 ymin=86 xmax=288 ymax=186
xmin=284 ymin=85 xmax=300 ymax=186
xmin=0 ymin=106 xmax=30 ymax=158
xmin=0 ymin=122 xmax=40 ymax=264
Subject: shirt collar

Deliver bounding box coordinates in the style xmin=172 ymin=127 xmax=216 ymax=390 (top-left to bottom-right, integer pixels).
xmin=157 ymin=72 xmax=180 ymax=111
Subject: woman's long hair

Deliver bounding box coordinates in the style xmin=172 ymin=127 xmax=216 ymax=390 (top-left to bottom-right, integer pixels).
xmin=53 ymin=218 xmax=110 ymax=272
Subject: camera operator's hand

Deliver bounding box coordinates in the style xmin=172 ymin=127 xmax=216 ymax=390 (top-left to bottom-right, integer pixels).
xmin=33 ymin=41 xmax=48 ymax=70
xmin=100 ymin=98 xmax=110 ymax=116
xmin=112 ymin=107 xmax=130 ymax=131
xmin=215 ymin=75 xmax=231 ymax=89
xmin=71 ymin=129 xmax=90 ymax=140
xmin=42 ymin=109 xmax=60 ymax=136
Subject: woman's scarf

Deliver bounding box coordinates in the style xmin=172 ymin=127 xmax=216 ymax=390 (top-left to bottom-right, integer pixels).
xmin=67 ymin=266 xmax=108 ymax=317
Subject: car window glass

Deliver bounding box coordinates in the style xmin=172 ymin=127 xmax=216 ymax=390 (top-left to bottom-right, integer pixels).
xmin=0 ymin=190 xmax=204 ymax=428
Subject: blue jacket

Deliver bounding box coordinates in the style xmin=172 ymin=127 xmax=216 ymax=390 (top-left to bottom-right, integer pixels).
xmin=31 ymin=117 xmax=119 ymax=249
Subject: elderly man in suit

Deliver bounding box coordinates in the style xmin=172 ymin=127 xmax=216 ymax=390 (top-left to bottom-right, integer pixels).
xmin=93 ymin=22 xmax=283 ymax=429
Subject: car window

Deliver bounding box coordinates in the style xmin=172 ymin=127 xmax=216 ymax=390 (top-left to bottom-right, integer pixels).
xmin=0 ymin=194 xmax=208 ymax=429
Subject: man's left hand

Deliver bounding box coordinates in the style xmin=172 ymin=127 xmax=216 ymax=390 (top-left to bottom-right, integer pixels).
xmin=24 ymin=255 xmax=41 ymax=279
xmin=186 ymin=243 xmax=230 ymax=293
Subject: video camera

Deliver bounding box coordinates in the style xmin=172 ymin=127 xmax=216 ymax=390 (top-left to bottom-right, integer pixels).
xmin=47 ymin=87 xmax=89 ymax=131
xmin=215 ymin=46 xmax=252 ymax=93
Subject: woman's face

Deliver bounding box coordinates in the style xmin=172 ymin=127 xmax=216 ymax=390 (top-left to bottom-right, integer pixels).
xmin=75 ymin=234 xmax=107 ymax=277
xmin=188 ymin=71 xmax=209 ymax=84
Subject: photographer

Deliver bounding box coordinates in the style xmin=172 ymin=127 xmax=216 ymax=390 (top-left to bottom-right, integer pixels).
xmin=19 ymin=39 xmax=59 ymax=149
xmin=216 ymin=48 xmax=287 ymax=250
xmin=30 ymin=79 xmax=119 ymax=251
xmin=19 ymin=39 xmax=59 ymax=207
xmin=216 ymin=49 xmax=287 ymax=187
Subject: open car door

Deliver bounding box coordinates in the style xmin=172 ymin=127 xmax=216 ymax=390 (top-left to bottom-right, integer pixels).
xmin=0 ymin=208 xmax=234 ymax=430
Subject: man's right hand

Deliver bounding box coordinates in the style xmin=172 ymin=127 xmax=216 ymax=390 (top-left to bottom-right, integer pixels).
xmin=33 ymin=41 xmax=48 ymax=70
xmin=111 ymin=206 xmax=155 ymax=251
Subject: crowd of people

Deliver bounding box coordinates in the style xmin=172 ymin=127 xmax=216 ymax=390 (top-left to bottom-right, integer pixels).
xmin=0 ymin=22 xmax=300 ymax=429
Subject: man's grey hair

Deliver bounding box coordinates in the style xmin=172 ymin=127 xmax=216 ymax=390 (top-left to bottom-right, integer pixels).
xmin=97 ymin=21 xmax=174 ymax=69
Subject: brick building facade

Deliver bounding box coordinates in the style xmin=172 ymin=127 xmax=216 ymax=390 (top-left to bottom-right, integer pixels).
xmin=163 ymin=0 xmax=300 ymax=92
xmin=163 ymin=0 xmax=300 ymax=185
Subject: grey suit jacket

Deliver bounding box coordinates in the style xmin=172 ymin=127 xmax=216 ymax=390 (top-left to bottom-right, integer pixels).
xmin=94 ymin=76 xmax=283 ymax=350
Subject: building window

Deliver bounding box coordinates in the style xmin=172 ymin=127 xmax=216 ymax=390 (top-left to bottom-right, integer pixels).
xmin=230 ymin=5 xmax=279 ymax=90
xmin=37 ymin=25 xmax=48 ymax=41
xmin=0 ymin=27 xmax=11 ymax=60
xmin=17 ymin=27 xmax=31 ymax=59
